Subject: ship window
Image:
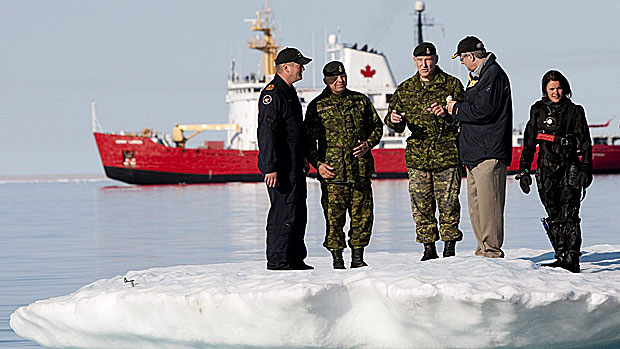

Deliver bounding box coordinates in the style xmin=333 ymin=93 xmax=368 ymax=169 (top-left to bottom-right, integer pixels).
xmin=385 ymin=94 xmax=393 ymax=103
xmin=612 ymin=137 xmax=620 ymax=146
xmin=593 ymin=137 xmax=607 ymax=145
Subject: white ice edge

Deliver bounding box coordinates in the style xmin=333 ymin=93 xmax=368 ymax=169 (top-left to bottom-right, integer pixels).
xmin=10 ymin=244 xmax=620 ymax=348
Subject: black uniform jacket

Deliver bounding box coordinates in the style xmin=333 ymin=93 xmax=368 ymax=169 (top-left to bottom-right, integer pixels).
xmin=453 ymin=53 xmax=513 ymax=168
xmin=519 ymin=98 xmax=592 ymax=174
xmin=257 ymin=74 xmax=305 ymax=184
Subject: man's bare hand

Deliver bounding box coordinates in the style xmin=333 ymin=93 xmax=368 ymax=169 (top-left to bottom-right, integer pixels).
xmin=318 ymin=163 xmax=335 ymax=179
xmin=264 ymin=172 xmax=277 ymax=187
xmin=428 ymin=102 xmax=446 ymax=117
xmin=446 ymin=100 xmax=457 ymax=114
xmin=353 ymin=140 xmax=369 ymax=158
xmin=390 ymin=110 xmax=405 ymax=123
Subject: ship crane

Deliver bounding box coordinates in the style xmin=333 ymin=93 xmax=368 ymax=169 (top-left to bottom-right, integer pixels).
xmin=246 ymin=0 xmax=278 ymax=77
xmin=172 ymin=123 xmax=241 ymax=148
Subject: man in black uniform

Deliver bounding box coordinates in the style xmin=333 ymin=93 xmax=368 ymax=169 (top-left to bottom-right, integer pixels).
xmin=257 ymin=47 xmax=313 ymax=270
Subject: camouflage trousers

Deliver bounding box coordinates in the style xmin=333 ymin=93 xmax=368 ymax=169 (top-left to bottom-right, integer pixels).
xmin=408 ymin=167 xmax=462 ymax=244
xmin=320 ymin=180 xmax=373 ymax=251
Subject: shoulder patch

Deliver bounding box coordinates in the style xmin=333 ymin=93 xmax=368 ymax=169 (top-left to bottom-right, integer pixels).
xmin=265 ymin=84 xmax=275 ymax=91
xmin=262 ymin=95 xmax=272 ymax=105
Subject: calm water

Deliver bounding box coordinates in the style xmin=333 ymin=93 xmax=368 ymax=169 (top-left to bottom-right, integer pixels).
xmin=1 ymin=174 xmax=619 ymax=347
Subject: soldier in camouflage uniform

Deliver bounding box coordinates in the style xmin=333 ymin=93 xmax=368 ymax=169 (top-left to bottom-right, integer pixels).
xmin=385 ymin=42 xmax=465 ymax=261
xmin=305 ymin=61 xmax=383 ymax=269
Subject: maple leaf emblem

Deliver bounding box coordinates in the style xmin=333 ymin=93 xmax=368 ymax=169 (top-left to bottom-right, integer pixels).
xmin=361 ymin=65 xmax=376 ymax=78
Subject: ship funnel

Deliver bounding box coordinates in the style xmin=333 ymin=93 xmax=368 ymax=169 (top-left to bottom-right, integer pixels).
xmin=341 ymin=47 xmax=396 ymax=93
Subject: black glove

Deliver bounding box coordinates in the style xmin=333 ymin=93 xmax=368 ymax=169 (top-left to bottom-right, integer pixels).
xmin=516 ymin=170 xmax=532 ymax=194
xmin=577 ymin=171 xmax=592 ymax=188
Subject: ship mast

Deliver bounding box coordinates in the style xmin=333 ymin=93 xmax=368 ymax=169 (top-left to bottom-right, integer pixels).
xmin=247 ymin=0 xmax=279 ymax=77
xmin=413 ymin=1 xmax=434 ymax=45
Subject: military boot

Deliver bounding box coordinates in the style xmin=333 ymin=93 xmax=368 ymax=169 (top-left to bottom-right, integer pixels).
xmin=350 ymin=247 xmax=368 ymax=268
xmin=561 ymin=253 xmax=580 ymax=273
xmin=421 ymin=242 xmax=439 ymax=261
xmin=443 ymin=240 xmax=456 ymax=258
xmin=331 ymin=250 xmax=345 ymax=270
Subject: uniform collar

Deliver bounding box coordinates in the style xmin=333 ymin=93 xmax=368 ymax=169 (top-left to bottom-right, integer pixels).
xmin=274 ymin=73 xmax=295 ymax=92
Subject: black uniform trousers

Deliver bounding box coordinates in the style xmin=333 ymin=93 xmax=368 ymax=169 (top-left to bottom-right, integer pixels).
xmin=266 ymin=179 xmax=308 ymax=269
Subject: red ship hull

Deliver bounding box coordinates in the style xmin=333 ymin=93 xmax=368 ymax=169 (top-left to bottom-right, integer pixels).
xmin=94 ymin=132 xmax=620 ymax=185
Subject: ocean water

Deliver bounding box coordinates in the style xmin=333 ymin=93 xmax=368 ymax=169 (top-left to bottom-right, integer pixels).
xmin=1 ymin=174 xmax=619 ymax=348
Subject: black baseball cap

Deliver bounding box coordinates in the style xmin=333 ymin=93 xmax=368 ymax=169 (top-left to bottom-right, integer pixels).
xmin=413 ymin=42 xmax=437 ymax=57
xmin=274 ymin=47 xmax=312 ymax=65
xmin=451 ymin=36 xmax=485 ymax=59
xmin=323 ymin=61 xmax=346 ymax=77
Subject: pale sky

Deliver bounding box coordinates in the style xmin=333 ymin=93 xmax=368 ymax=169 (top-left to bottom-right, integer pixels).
xmin=2 ymin=0 xmax=619 ymax=175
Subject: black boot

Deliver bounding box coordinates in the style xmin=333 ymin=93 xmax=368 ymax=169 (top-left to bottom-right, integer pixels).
xmin=351 ymin=247 xmax=368 ymax=268
xmin=443 ymin=240 xmax=456 ymax=257
xmin=541 ymin=252 xmax=566 ymax=268
xmin=290 ymin=262 xmax=314 ymax=270
xmin=331 ymin=250 xmax=345 ymax=270
xmin=421 ymin=242 xmax=439 ymax=261
xmin=561 ymin=252 xmax=580 ymax=273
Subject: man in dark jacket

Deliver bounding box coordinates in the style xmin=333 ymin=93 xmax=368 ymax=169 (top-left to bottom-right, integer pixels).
xmin=446 ymin=36 xmax=513 ymax=258
xmin=257 ymin=47 xmax=313 ymax=270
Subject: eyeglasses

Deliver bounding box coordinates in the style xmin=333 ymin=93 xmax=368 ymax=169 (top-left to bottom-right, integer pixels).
xmin=459 ymin=53 xmax=471 ymax=62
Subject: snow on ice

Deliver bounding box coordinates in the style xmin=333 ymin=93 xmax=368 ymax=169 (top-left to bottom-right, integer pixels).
xmin=10 ymin=245 xmax=620 ymax=348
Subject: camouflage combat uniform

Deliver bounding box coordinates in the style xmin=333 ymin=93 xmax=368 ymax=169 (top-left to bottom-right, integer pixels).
xmin=305 ymin=88 xmax=383 ymax=251
xmin=385 ymin=66 xmax=465 ymax=244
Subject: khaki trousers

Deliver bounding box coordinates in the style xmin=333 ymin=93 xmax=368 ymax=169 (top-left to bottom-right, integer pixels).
xmin=466 ymin=159 xmax=506 ymax=258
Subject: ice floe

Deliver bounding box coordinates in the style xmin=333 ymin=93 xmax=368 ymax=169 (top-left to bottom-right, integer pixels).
xmin=10 ymin=245 xmax=620 ymax=348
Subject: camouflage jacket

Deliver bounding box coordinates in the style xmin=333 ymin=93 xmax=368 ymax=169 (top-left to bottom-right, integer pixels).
xmin=305 ymin=88 xmax=383 ymax=183
xmin=385 ymin=66 xmax=465 ymax=171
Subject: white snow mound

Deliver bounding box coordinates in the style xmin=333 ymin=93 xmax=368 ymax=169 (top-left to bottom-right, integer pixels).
xmin=10 ymin=245 xmax=620 ymax=348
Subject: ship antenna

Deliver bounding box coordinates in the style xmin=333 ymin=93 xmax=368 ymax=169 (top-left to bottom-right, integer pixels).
xmin=247 ymin=0 xmax=279 ymax=78
xmin=413 ymin=1 xmax=435 ymax=44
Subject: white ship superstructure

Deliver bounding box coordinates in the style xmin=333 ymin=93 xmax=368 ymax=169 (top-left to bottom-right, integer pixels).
xmin=225 ymin=2 xmax=407 ymax=151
